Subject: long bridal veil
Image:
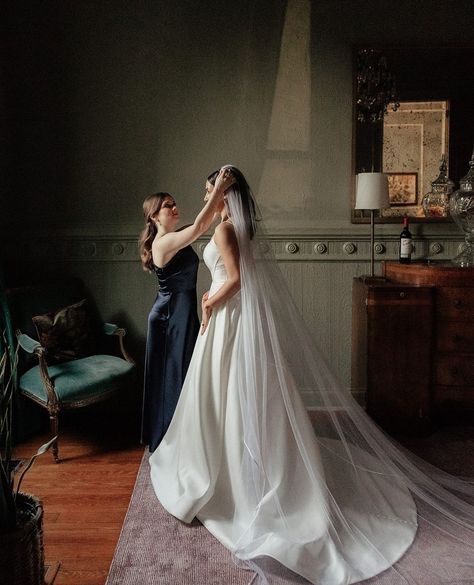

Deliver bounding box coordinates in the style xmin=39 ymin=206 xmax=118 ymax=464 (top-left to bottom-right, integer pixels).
xmin=223 ymin=166 xmax=474 ymax=585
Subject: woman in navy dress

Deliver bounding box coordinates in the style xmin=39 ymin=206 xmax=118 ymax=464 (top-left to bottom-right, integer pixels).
xmin=139 ymin=168 xmax=235 ymax=451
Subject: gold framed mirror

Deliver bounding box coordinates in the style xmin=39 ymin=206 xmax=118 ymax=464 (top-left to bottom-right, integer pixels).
xmin=351 ymin=45 xmax=474 ymax=223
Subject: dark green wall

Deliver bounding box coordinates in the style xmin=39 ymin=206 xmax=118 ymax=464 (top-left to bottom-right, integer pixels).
xmin=4 ymin=1 xmax=472 ymax=233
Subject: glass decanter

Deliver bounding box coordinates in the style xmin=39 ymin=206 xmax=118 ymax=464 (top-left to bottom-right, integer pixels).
xmin=422 ymin=155 xmax=455 ymax=218
xmin=449 ymin=148 xmax=474 ymax=267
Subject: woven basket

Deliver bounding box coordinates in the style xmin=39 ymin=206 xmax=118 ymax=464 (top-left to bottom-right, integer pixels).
xmin=0 ymin=492 xmax=44 ymax=585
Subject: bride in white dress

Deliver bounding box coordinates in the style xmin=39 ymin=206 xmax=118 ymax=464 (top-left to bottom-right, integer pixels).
xmin=150 ymin=166 xmax=474 ymax=585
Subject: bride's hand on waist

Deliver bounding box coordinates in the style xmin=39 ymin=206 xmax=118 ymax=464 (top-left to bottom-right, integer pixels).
xmin=201 ymin=292 xmax=212 ymax=335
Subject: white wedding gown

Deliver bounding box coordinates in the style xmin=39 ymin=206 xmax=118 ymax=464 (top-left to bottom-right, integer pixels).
xmin=150 ymin=238 xmax=419 ymax=585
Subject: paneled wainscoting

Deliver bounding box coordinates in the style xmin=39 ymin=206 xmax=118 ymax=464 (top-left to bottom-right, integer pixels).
xmin=2 ymin=228 xmax=465 ymax=400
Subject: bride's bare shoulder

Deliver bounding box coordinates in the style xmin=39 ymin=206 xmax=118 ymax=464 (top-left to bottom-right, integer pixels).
xmin=214 ymin=221 xmax=237 ymax=249
xmin=214 ymin=221 xmax=235 ymax=239
xmin=215 ymin=220 xmax=234 ymax=234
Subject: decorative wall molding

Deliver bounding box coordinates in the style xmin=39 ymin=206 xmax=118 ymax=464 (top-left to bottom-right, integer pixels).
xmin=2 ymin=231 xmax=465 ymax=264
xmin=3 ymin=228 xmax=464 ymax=392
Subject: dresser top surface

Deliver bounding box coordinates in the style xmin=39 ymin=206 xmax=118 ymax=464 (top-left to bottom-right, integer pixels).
xmin=383 ymin=261 xmax=474 ymax=286
xmin=384 ymin=261 xmax=474 ymax=273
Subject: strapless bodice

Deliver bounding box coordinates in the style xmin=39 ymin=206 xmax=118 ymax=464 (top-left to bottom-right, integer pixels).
xmin=203 ymin=239 xmax=228 ymax=287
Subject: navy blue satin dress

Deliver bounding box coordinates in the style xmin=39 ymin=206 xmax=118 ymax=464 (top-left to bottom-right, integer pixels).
xmin=142 ymin=245 xmax=200 ymax=452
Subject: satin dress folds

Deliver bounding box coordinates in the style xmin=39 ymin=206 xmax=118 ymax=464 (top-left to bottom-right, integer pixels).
xmin=142 ymin=245 xmax=199 ymax=453
xmin=149 ymin=239 xmax=418 ymax=585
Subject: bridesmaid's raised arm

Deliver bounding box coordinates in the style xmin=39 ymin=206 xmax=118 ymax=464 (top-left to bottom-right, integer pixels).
xmin=153 ymin=169 xmax=235 ymax=267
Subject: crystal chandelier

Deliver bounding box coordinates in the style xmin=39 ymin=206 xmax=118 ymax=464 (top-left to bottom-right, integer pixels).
xmin=356 ymin=49 xmax=400 ymax=123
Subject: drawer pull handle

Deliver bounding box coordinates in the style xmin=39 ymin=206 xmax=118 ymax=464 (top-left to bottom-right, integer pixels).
xmin=453 ymin=299 xmax=462 ymax=308
xmin=399 ymin=292 xmax=406 ymax=298
xmin=452 ymin=334 xmax=464 ymax=343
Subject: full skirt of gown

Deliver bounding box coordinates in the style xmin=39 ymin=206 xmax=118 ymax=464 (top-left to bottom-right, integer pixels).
xmin=150 ymin=240 xmax=419 ymax=585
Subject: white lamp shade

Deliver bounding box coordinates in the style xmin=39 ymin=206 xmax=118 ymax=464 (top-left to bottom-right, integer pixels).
xmin=355 ymin=172 xmax=389 ymax=210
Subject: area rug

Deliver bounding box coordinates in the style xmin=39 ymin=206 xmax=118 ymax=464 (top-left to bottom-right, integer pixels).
xmin=105 ymin=426 xmax=474 ymax=585
xmin=105 ymin=449 xmax=249 ymax=585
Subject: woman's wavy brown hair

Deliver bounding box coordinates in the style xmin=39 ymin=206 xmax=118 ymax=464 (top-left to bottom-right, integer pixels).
xmin=138 ymin=192 xmax=171 ymax=272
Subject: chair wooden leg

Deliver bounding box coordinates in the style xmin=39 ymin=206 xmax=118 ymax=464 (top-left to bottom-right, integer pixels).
xmin=49 ymin=412 xmax=60 ymax=463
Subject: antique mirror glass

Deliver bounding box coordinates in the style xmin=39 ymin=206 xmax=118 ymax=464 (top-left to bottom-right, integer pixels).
xmin=352 ymin=45 xmax=474 ymax=223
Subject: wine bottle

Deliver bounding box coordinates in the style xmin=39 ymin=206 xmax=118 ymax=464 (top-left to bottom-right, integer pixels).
xmin=399 ymin=216 xmax=412 ymax=264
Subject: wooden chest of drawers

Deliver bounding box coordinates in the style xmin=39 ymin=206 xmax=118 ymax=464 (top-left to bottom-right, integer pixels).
xmin=351 ymin=276 xmax=434 ymax=434
xmin=383 ymin=262 xmax=474 ymax=422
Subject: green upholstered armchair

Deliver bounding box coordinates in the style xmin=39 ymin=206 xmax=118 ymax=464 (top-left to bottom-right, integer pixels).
xmin=7 ymin=279 xmax=136 ymax=463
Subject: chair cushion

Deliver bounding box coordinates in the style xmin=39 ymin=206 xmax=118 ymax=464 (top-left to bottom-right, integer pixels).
xmin=32 ymin=298 xmax=97 ymax=363
xmin=19 ymin=355 xmax=135 ymax=405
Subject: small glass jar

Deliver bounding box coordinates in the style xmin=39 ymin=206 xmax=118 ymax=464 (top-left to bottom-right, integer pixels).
xmin=449 ymin=149 xmax=474 ymax=267
xmin=422 ymin=155 xmax=455 ymax=218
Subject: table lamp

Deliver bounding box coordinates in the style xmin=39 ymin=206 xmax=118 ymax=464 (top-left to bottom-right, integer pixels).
xmin=355 ymin=172 xmax=389 ymax=277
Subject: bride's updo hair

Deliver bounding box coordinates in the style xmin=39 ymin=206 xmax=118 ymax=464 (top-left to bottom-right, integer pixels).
xmin=207 ymin=166 xmax=258 ymax=240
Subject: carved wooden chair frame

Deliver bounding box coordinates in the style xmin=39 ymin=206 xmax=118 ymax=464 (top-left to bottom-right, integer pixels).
xmin=17 ymin=323 xmax=135 ymax=463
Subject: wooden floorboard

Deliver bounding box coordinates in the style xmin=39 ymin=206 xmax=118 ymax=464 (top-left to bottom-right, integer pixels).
xmin=13 ymin=400 xmax=144 ymax=585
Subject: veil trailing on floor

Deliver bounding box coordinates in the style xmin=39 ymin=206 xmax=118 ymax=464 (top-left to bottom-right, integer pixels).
xmin=223 ymin=165 xmax=474 ymax=585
